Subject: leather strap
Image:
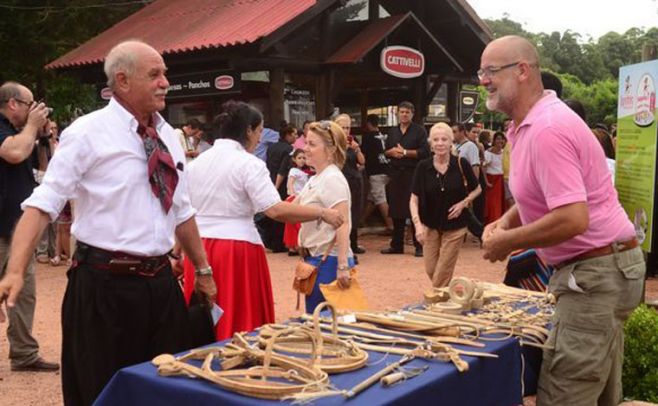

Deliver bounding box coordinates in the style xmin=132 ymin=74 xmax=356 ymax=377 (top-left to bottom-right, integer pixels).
xmin=553 ymin=238 xmax=639 ymax=269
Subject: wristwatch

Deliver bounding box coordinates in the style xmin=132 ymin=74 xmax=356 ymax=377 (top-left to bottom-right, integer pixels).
xmin=337 ymin=265 xmax=350 ymax=272
xmin=195 ymin=266 xmax=213 ymax=277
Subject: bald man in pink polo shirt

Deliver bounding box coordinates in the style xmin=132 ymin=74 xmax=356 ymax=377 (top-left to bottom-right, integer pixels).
xmin=479 ymin=36 xmax=645 ymax=406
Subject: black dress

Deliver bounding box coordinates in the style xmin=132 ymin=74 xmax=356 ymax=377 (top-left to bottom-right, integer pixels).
xmin=411 ymin=155 xmax=479 ymax=231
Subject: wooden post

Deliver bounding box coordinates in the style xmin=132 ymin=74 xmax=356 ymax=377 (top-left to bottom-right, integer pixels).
xmin=447 ymin=81 xmax=459 ymax=123
xmin=368 ymin=0 xmax=379 ymax=20
xmin=269 ymin=68 xmax=285 ymax=126
xmin=315 ymin=73 xmax=330 ymax=120
xmin=643 ymin=42 xmax=658 ymax=286
xmin=360 ymin=89 xmax=369 ymax=130
xmin=642 ymin=44 xmax=657 ymax=61
xmin=414 ymin=75 xmax=427 ymax=124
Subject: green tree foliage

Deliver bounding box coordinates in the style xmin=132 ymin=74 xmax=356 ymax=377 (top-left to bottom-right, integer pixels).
xmin=0 ymin=0 xmax=149 ymax=123
xmin=484 ymin=14 xmax=534 ymax=40
xmin=559 ymin=73 xmax=618 ymax=125
xmin=479 ymin=17 xmax=658 ymax=126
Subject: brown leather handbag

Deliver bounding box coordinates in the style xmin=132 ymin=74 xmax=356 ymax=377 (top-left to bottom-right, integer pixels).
xmin=293 ymin=240 xmax=335 ymax=310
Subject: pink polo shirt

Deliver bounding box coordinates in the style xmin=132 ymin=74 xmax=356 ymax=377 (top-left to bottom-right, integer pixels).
xmin=508 ymin=91 xmax=635 ymax=264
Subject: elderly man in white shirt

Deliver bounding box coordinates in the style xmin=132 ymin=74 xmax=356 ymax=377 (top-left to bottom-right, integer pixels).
xmin=0 ymin=40 xmax=216 ymax=405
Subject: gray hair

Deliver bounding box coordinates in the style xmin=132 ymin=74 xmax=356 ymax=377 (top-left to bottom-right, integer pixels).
xmin=103 ymin=40 xmax=147 ymax=89
xmin=0 ymin=81 xmax=25 ymax=108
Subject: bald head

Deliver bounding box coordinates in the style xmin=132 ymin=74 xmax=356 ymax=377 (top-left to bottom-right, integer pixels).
xmin=0 ymin=81 xmax=30 ymax=108
xmin=484 ymin=36 xmax=540 ymax=67
xmin=104 ymin=40 xmax=160 ymax=90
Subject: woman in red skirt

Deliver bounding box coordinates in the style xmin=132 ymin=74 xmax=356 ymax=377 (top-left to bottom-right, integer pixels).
xmin=179 ymin=101 xmax=343 ymax=340
xmin=484 ymin=132 xmax=506 ymax=224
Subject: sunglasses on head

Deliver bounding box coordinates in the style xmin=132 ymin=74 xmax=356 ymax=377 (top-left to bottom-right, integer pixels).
xmin=312 ymin=121 xmax=337 ymax=145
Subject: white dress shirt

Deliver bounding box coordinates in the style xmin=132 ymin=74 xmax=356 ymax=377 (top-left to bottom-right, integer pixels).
xmin=22 ymin=98 xmax=195 ymax=256
xmin=186 ymin=138 xmax=280 ymax=245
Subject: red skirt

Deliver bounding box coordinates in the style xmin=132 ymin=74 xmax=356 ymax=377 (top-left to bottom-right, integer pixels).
xmin=282 ymin=195 xmax=300 ymax=249
xmin=283 ymin=222 xmax=301 ymax=249
xmin=485 ymin=174 xmax=504 ymax=224
xmin=183 ymin=238 xmax=275 ymax=340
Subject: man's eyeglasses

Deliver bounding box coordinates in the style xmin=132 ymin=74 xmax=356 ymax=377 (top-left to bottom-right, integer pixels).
xmin=477 ymin=62 xmax=520 ymax=80
xmin=13 ymin=98 xmax=35 ymax=107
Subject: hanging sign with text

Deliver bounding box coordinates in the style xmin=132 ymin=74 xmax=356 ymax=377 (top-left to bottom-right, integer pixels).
xmin=616 ymin=60 xmax=658 ymax=251
xmin=380 ymin=46 xmax=425 ymax=79
xmin=459 ymin=90 xmax=480 ymax=123
xmin=97 ymin=70 xmax=241 ymax=101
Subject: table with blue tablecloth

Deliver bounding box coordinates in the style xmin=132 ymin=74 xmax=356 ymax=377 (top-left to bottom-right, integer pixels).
xmin=95 ymin=331 xmax=534 ymax=406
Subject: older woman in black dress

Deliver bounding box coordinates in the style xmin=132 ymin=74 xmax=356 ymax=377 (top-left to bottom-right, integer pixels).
xmin=409 ymin=122 xmax=481 ymax=288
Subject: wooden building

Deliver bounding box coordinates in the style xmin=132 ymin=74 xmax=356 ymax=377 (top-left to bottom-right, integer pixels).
xmin=47 ymin=0 xmax=492 ymax=129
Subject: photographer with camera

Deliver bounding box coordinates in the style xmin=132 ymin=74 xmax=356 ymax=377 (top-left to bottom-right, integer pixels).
xmin=0 ymin=81 xmax=59 ymax=372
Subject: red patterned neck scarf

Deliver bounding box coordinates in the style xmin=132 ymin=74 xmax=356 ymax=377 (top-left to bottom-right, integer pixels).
xmin=114 ymin=96 xmax=178 ymax=213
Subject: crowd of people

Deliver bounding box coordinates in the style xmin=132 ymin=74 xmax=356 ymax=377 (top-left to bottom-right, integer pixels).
xmin=0 ymin=35 xmax=649 ymax=406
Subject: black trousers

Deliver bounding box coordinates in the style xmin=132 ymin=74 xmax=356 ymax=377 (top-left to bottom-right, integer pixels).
xmin=390 ymin=218 xmax=421 ymax=251
xmin=347 ymin=176 xmax=363 ymax=250
xmin=62 ymin=259 xmax=190 ymax=405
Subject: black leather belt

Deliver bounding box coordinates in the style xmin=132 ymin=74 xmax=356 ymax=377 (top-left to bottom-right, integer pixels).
xmin=74 ymin=241 xmax=169 ymax=277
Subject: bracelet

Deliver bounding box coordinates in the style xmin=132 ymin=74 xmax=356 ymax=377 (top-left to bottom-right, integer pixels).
xmin=412 ymin=216 xmax=420 ymax=224
xmin=195 ymin=266 xmax=213 ymax=276
xmin=403 ymin=149 xmax=407 ymax=157
xmin=168 ymin=251 xmax=181 ymax=260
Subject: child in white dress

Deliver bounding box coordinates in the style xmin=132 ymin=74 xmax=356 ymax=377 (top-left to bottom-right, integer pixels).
xmin=284 ymin=150 xmax=310 ymax=253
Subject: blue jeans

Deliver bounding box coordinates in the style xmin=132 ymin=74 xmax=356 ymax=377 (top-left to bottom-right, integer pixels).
xmin=304 ymin=255 xmax=355 ymax=313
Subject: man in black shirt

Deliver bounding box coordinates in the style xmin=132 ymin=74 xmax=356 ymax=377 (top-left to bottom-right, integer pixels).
xmin=0 ymin=81 xmax=58 ymax=372
xmin=267 ymin=125 xmax=296 ymax=195
xmin=381 ymin=101 xmax=430 ymax=257
xmin=361 ymin=114 xmax=393 ymax=231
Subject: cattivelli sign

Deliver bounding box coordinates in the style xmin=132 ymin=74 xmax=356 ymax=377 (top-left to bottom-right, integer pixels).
xmin=380 ymin=46 xmax=425 ymax=79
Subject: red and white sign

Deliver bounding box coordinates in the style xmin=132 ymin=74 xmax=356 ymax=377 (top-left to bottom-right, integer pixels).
xmin=380 ymin=46 xmax=425 ymax=79
xmin=215 ymin=75 xmax=234 ymax=90
xmin=100 ymin=87 xmax=113 ymax=100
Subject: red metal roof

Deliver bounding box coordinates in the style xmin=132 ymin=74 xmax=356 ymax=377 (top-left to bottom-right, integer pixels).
xmin=325 ymin=14 xmax=408 ymax=65
xmin=46 ymin=0 xmax=317 ymax=69
xmin=325 ymin=12 xmax=462 ymax=71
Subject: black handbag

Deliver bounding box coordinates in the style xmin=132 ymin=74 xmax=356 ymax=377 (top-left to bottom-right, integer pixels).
xmin=456 ymin=158 xmax=484 ymax=239
xmin=186 ymin=292 xmax=217 ymax=348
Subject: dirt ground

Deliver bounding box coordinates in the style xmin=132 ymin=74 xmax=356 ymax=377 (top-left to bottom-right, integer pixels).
xmin=1 ymin=233 xmax=656 ymax=405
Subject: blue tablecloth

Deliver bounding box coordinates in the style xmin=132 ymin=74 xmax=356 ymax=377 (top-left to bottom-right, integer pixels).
xmin=95 ymin=335 xmax=525 ymax=406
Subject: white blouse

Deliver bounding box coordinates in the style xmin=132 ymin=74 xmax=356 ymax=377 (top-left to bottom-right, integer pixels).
xmin=288 ymin=167 xmax=309 ymax=195
xmin=484 ymin=150 xmax=503 ymax=175
xmin=186 ymin=138 xmax=280 ymax=245
xmin=297 ymin=165 xmax=352 ymax=257
xmin=23 ymin=98 xmax=195 ymax=256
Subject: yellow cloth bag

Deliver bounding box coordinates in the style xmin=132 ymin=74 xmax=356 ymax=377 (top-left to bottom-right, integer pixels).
xmin=319 ymin=269 xmax=369 ymax=311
